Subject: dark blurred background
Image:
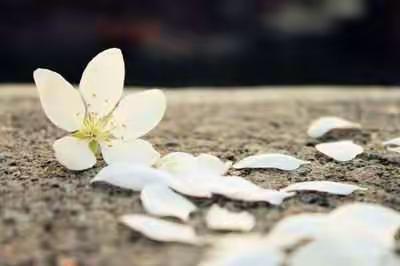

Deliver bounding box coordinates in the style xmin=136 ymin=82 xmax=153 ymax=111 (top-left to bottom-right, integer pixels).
xmin=0 ymin=0 xmax=397 ymax=86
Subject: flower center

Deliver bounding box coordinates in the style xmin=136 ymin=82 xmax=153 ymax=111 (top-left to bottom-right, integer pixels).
xmin=72 ymin=114 xmax=115 ymax=153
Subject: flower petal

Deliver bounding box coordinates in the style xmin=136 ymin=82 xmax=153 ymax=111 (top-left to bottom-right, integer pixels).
xmin=200 ymin=235 xmax=284 ymax=266
xmin=315 ymin=140 xmax=363 ymax=161
xmin=281 ymin=181 xmax=366 ymax=195
xmin=101 ymin=139 xmax=160 ymax=166
xmin=120 ymin=214 xmax=201 ymax=245
xmin=196 ymin=154 xmax=232 ymax=176
xmin=289 ymin=234 xmax=395 ymax=266
xmin=111 ymin=89 xmax=166 ymax=139
xmin=206 ymin=204 xmax=255 ymax=232
xmin=307 ymin=116 xmax=361 ymax=138
xmin=265 ymin=214 xmax=327 ymax=248
xmin=210 ymin=176 xmax=295 ymax=205
xmin=79 ymin=48 xmax=124 ymax=117
xmin=53 ymin=136 xmax=96 ymax=170
xmin=140 ymin=183 xmax=197 ymax=222
xmin=33 ymin=69 xmax=85 ymax=132
xmin=90 ymin=164 xmax=170 ymax=191
xmin=383 ymin=137 xmax=400 ymax=147
xmin=233 ymin=153 xmax=310 ymax=170
xmin=328 ymin=203 xmax=400 ymax=247
xmin=156 ymin=152 xmax=197 ymax=176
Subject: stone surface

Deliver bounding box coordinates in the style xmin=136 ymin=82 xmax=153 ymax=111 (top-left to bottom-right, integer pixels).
xmin=1 ymin=86 xmax=400 ymax=266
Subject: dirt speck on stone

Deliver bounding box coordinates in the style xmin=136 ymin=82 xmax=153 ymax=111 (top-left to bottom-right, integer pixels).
xmin=1 ymin=88 xmax=400 ymax=266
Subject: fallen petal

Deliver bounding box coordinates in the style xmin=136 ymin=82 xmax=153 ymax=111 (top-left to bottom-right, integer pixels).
xmin=233 ymin=154 xmax=309 ymax=171
xmin=156 ymin=152 xmax=198 ymax=176
xmin=200 ymin=235 xmax=284 ymax=266
xmin=328 ymin=203 xmax=400 ymax=247
xmin=307 ymin=116 xmax=361 ymax=138
xmin=196 ymin=154 xmax=232 ymax=176
xmin=206 ymin=204 xmax=255 ymax=232
xmin=289 ymin=234 xmax=396 ymax=266
xmin=120 ymin=214 xmax=201 ymax=245
xmin=90 ymin=164 xmax=171 ymax=191
xmin=211 ymin=176 xmax=294 ymax=205
xmin=140 ymin=183 xmax=197 ymax=221
xmin=281 ymin=181 xmax=366 ymax=195
xmin=315 ymin=140 xmax=363 ymax=161
xmin=383 ymin=137 xmax=400 ymax=147
xmin=265 ymin=213 xmax=327 ymax=248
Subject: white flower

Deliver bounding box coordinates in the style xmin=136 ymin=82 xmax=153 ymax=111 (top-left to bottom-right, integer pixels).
xmin=33 ymin=48 xmax=166 ymax=170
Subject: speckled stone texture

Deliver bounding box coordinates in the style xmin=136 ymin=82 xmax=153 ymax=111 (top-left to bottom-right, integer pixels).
xmin=0 ymin=87 xmax=400 ymax=266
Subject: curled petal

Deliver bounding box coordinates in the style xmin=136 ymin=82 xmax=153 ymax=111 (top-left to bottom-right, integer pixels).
xmin=281 ymin=181 xmax=366 ymax=195
xmin=141 ymin=183 xmax=197 ymax=221
xmin=196 ymin=154 xmax=232 ymax=176
xmin=156 ymin=152 xmax=197 ymax=176
xmin=53 ymin=136 xmax=96 ymax=170
xmin=101 ymin=139 xmax=160 ymax=166
xmin=120 ymin=214 xmax=201 ymax=245
xmin=91 ymin=164 xmax=170 ymax=191
xmin=112 ymin=89 xmax=166 ymax=139
xmin=233 ymin=153 xmax=309 ymax=171
xmin=315 ymin=140 xmax=363 ymax=161
xmin=307 ymin=116 xmax=361 ymax=138
xmin=79 ymin=48 xmax=124 ymax=117
xmin=34 ymin=69 xmax=85 ymax=132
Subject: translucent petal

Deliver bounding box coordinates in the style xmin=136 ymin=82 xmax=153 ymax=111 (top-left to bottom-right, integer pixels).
xmin=53 ymin=136 xmax=96 ymax=170
xmin=206 ymin=204 xmax=255 ymax=232
xmin=383 ymin=137 xmax=400 ymax=147
xmin=315 ymin=140 xmax=363 ymax=161
xmin=120 ymin=214 xmax=201 ymax=245
xmin=90 ymin=164 xmax=171 ymax=191
xmin=281 ymin=181 xmax=366 ymax=195
xmin=307 ymin=116 xmax=361 ymax=138
xmin=33 ymin=69 xmax=85 ymax=132
xmin=101 ymin=139 xmax=160 ymax=166
xmin=112 ymin=89 xmax=166 ymax=139
xmin=140 ymin=183 xmax=197 ymax=221
xmin=79 ymin=48 xmax=124 ymax=117
xmin=233 ymin=154 xmax=310 ymax=170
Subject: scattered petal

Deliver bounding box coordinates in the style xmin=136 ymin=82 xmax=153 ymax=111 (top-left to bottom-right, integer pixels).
xmin=166 ymin=176 xmax=214 ymax=198
xmin=79 ymin=48 xmax=124 ymax=117
xmin=328 ymin=203 xmax=400 ymax=247
xmin=156 ymin=152 xmax=198 ymax=176
xmin=53 ymin=136 xmax=96 ymax=171
xmin=281 ymin=181 xmax=366 ymax=195
xmin=112 ymin=89 xmax=166 ymax=139
xmin=315 ymin=140 xmax=363 ymax=161
xmin=90 ymin=164 xmax=170 ymax=191
xmin=206 ymin=204 xmax=255 ymax=232
xmin=157 ymin=152 xmax=231 ymax=177
xmin=33 ymin=69 xmax=85 ymax=132
xmin=101 ymin=139 xmax=160 ymax=166
xmin=383 ymin=137 xmax=400 ymax=147
xmin=289 ymin=234 xmax=396 ymax=266
xmin=211 ymin=176 xmax=295 ymax=205
xmin=140 ymin=183 xmax=197 ymax=221
xmin=120 ymin=214 xmax=201 ymax=245
xmin=200 ymin=235 xmax=284 ymax=266
xmin=307 ymin=116 xmax=361 ymax=138
xmin=233 ymin=154 xmax=309 ymax=171
xmin=265 ymin=213 xmax=327 ymax=248
xmin=196 ymin=154 xmax=232 ymax=176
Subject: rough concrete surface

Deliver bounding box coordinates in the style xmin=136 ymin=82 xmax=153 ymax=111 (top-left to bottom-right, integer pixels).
xmin=0 ymin=86 xmax=400 ymax=266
